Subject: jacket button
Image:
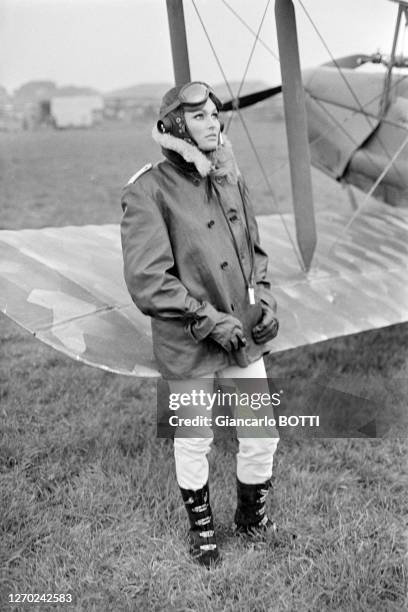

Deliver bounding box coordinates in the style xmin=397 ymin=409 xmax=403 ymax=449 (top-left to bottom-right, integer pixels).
xmin=207 ymin=220 xmax=215 ymax=228
xmin=220 ymin=261 xmax=228 ymax=269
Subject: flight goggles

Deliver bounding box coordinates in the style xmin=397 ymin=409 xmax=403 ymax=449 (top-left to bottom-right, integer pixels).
xmin=159 ymin=82 xmax=222 ymax=119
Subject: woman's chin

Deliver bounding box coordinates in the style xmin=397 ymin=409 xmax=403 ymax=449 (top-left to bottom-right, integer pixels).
xmin=199 ymin=142 xmax=218 ymax=153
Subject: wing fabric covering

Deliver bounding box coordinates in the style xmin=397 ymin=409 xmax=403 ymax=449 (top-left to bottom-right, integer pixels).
xmin=0 ymin=204 xmax=407 ymax=376
xmin=303 ymin=67 xmax=384 ymax=179
xmin=259 ymin=203 xmax=408 ymax=351
xmin=0 ymin=225 xmax=156 ymax=376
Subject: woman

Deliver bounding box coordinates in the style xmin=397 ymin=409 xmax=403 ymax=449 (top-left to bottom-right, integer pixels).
xmin=121 ymin=82 xmax=280 ymax=568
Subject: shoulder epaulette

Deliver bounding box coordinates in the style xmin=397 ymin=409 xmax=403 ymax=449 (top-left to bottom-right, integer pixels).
xmin=126 ymin=163 xmax=153 ymax=185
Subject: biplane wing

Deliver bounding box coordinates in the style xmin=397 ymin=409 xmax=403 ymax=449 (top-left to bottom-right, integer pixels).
xmin=1 ymin=200 xmax=407 ymax=377
xmin=2 ymin=1 xmax=408 ymax=377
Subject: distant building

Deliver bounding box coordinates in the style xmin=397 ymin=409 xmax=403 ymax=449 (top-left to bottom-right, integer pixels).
xmin=103 ymin=96 xmax=159 ymax=121
xmin=50 ymin=95 xmax=104 ymax=128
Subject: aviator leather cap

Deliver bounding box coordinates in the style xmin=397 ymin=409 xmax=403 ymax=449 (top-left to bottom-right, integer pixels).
xmin=159 ymin=86 xmax=184 ymax=118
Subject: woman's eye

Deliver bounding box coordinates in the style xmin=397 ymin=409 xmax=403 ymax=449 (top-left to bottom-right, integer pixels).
xmin=194 ymin=113 xmax=204 ymax=119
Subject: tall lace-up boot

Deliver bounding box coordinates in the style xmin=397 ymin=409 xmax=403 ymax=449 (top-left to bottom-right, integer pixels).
xmin=234 ymin=477 xmax=278 ymax=536
xmin=179 ymin=482 xmax=220 ymax=568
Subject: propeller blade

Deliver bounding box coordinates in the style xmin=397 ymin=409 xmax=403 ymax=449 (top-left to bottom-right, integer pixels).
xmin=221 ymin=85 xmax=282 ymax=111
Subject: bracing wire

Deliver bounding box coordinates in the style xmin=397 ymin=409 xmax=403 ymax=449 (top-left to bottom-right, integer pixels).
xmin=296 ymin=0 xmax=407 ymax=187
xmin=225 ymin=0 xmax=271 ymax=133
xmin=264 ymin=72 xmax=408 ymax=187
xmin=219 ymin=1 xmax=408 ymax=196
xmin=191 ymin=0 xmax=306 ymax=272
xmin=224 ymin=0 xmax=408 ymax=214
xmin=297 ymin=0 xmax=377 ymax=129
xmin=296 ymin=0 xmax=408 ymax=248
xmin=191 ymin=0 xmax=408 ymax=272
xmin=326 ymin=131 xmax=408 ymax=256
xmin=221 ymin=0 xmax=280 ymax=63
xmin=311 ymin=97 xmax=388 ymax=178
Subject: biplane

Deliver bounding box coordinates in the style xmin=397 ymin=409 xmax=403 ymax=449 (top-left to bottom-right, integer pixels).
xmin=1 ymin=0 xmax=407 ymax=377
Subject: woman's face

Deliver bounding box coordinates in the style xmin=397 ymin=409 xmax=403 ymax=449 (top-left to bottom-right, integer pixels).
xmin=184 ymin=98 xmax=220 ymax=151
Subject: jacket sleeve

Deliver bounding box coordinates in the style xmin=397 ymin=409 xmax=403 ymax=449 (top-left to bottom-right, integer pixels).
xmin=120 ymin=182 xmax=224 ymax=341
xmin=239 ymin=178 xmax=277 ymax=313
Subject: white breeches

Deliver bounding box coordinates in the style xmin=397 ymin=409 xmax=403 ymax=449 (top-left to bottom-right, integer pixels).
xmin=170 ymin=358 xmax=279 ymax=490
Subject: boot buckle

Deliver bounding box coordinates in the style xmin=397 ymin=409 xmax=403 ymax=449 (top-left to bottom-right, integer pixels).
xmin=200 ymin=543 xmax=217 ymax=551
xmin=192 ymin=503 xmax=208 ymax=513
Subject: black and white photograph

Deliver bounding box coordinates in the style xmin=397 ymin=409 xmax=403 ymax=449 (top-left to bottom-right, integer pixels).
xmin=1 ymin=0 xmax=407 ymax=610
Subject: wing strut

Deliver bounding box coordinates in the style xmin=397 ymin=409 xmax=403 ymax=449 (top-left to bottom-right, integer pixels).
xmin=166 ymin=0 xmax=191 ymax=86
xmin=275 ymin=0 xmax=316 ymax=271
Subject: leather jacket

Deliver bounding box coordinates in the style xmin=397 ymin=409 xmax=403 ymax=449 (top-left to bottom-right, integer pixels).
xmin=120 ymin=132 xmax=277 ymax=378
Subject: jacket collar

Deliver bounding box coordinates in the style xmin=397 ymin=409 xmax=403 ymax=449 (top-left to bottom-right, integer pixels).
xmin=161 ymin=146 xmax=203 ymax=183
xmin=152 ymin=126 xmax=239 ymax=184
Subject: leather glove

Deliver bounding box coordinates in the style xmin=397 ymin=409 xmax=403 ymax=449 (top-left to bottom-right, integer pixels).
xmin=252 ymin=303 xmax=279 ymax=344
xmin=209 ymin=313 xmax=246 ymax=352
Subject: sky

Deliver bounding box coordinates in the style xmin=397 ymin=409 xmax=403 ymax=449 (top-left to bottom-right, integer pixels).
xmin=0 ymin=0 xmax=400 ymax=95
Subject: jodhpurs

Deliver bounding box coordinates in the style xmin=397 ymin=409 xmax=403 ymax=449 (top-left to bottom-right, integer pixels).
xmin=169 ymin=358 xmax=279 ymax=490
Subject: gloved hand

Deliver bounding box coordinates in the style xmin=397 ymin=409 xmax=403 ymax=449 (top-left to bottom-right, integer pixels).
xmin=210 ymin=313 xmax=246 ymax=352
xmin=252 ymin=303 xmax=279 ymax=344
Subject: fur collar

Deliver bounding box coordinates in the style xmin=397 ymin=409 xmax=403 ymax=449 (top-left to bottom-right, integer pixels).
xmin=152 ymin=126 xmax=240 ymax=184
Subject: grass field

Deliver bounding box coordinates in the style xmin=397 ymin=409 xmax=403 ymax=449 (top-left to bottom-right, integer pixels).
xmin=1 ymin=114 xmax=407 ymax=611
